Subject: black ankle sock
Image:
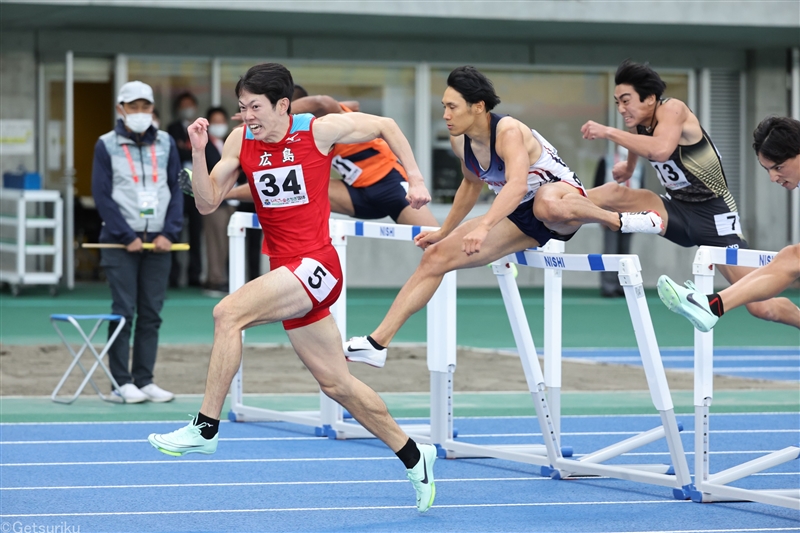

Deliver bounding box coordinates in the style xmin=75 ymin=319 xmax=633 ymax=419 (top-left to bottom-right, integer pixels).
xmin=195 ymin=411 xmax=220 ymax=440
xmin=395 ymin=437 xmax=421 ymax=469
xmin=707 ymin=293 xmax=725 ymax=318
xmin=366 ymin=335 xmax=386 ymax=351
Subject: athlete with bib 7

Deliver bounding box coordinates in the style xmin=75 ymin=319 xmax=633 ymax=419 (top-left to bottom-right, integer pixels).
xmin=582 ymin=60 xmax=800 ymax=329
xmin=147 ymin=63 xmax=438 ymax=513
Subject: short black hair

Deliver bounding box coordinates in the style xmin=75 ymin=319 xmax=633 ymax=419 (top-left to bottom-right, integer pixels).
xmin=235 ymin=63 xmax=294 ymax=108
xmin=615 ymin=60 xmax=667 ymax=102
xmin=292 ymin=84 xmax=308 ymax=101
xmin=447 ymin=66 xmax=501 ymax=111
xmin=173 ymin=91 xmax=197 ymax=112
xmin=753 ymin=116 xmax=800 ymax=164
xmin=206 ymin=106 xmax=228 ymax=121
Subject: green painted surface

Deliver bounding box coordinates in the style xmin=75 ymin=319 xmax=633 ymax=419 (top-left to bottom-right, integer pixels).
xmin=2 ymin=284 xmax=799 ymax=348
xmin=1 ymin=390 xmax=796 ymax=424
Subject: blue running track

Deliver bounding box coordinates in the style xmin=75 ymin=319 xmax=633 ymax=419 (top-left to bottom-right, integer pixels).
xmin=1 ymin=413 xmax=798 ymax=532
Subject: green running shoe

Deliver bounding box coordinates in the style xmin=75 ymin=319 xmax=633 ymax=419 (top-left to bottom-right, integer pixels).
xmin=657 ymin=275 xmax=719 ymax=333
xmin=148 ymin=417 xmax=218 ymax=457
xmin=406 ymin=443 xmax=436 ymax=512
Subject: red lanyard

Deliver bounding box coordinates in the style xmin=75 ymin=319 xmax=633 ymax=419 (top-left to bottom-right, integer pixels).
xmin=122 ymin=144 xmax=158 ymax=184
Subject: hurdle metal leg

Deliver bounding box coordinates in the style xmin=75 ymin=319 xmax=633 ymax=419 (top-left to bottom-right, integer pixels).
xmin=687 ymin=246 xmax=800 ymax=510
xmin=466 ymin=250 xmax=694 ymax=499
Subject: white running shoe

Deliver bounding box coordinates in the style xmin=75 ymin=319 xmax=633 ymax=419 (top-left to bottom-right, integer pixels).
xmin=110 ymin=383 xmax=148 ymax=404
xmin=619 ymin=211 xmax=664 ymax=234
xmin=140 ymin=383 xmax=175 ymax=403
xmin=406 ymin=443 xmax=437 ymax=512
xmin=344 ymin=336 xmax=387 ymax=368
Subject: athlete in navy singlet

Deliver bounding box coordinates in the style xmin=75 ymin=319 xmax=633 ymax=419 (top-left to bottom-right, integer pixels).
xmin=344 ymin=66 xmax=665 ymax=369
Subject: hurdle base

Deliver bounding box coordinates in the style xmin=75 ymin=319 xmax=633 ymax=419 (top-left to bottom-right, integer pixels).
xmin=228 ymin=406 xmax=322 ymax=426
xmin=543 ymin=463 xmax=674 ymax=478
xmin=691 ymin=485 xmax=800 ymax=510
xmin=325 ymin=422 xmax=431 ymax=440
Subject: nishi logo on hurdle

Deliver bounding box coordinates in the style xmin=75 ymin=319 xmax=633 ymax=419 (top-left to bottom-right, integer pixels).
xmin=689 ymin=246 xmax=799 ymax=510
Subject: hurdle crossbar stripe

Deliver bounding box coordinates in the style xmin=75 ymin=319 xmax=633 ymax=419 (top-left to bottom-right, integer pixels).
xmin=226 ymin=213 xmax=454 ymax=442
xmin=690 ymin=246 xmax=799 ymax=510
xmin=437 ymin=246 xmax=693 ymax=499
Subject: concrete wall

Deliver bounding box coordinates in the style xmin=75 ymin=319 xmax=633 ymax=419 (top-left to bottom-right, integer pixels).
xmin=0 ymin=31 xmax=36 ymax=175
xmin=0 ymin=22 xmax=793 ymax=289
xmin=742 ymin=49 xmax=791 ymax=251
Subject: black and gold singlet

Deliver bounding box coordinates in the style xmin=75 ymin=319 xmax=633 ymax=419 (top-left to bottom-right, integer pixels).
xmin=637 ymin=100 xmax=738 ymax=213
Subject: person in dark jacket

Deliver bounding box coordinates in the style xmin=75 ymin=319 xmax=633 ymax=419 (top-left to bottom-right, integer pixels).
xmin=167 ymin=91 xmax=203 ymax=287
xmin=91 ymin=80 xmax=183 ymax=403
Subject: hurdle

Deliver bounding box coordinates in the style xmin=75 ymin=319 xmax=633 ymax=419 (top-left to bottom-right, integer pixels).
xmin=689 ymin=245 xmax=800 ymax=510
xmin=435 ymin=246 xmax=694 ymax=499
xmin=225 ymin=212 xmax=455 ymax=441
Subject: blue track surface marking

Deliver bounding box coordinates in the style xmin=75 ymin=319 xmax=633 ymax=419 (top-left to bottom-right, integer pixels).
xmin=1 ymin=414 xmax=798 ymax=532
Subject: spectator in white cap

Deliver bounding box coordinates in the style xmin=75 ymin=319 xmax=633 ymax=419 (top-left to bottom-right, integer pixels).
xmin=90 ymin=80 xmax=184 ymax=403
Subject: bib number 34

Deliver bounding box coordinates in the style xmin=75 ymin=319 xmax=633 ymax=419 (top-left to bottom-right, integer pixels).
xmin=253 ymin=164 xmax=309 ymax=207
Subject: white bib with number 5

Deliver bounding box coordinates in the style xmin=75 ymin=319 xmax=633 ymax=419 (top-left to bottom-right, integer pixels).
xmin=650 ymin=161 xmax=691 ymax=190
xmin=294 ymin=258 xmax=339 ymax=302
xmin=253 ymin=164 xmax=308 ymax=208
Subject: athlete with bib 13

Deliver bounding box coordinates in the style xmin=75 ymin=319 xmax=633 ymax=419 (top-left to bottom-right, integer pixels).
xmin=582 ymin=60 xmax=800 ymax=328
xmin=147 ymin=63 xmax=438 ymax=513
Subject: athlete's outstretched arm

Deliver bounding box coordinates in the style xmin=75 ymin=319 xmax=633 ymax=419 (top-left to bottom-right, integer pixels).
xmin=189 ymin=119 xmax=243 ymax=214
xmin=581 ymin=103 xmax=685 ymax=162
xmin=291 ymin=95 xmax=342 ymax=118
xmin=313 ymin=112 xmax=431 ymax=209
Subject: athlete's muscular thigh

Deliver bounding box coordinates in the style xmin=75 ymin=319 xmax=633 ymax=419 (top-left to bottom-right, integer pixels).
xmin=589 ymin=184 xmax=667 ymax=219
xmin=215 ymin=267 xmax=313 ymax=329
xmin=425 ymin=216 xmax=538 ymax=273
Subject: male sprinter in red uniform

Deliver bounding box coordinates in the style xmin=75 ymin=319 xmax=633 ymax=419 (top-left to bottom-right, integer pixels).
xmin=226 ymin=91 xmax=438 ymax=227
xmin=148 ymin=63 xmax=437 ymax=513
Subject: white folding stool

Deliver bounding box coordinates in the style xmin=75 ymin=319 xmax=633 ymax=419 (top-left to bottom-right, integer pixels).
xmin=50 ymin=314 xmax=126 ymax=404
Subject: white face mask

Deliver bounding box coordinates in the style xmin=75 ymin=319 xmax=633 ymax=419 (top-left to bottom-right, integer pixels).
xmin=124 ymin=112 xmax=153 ymax=133
xmin=208 ymin=123 xmax=229 ymax=139
xmin=180 ymin=107 xmax=197 ymax=121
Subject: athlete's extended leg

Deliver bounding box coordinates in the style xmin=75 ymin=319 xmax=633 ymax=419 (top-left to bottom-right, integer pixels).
xmin=588 ymin=183 xmax=669 ymax=235
xmin=396 ymin=204 xmax=439 ymax=227
xmin=658 ymin=244 xmax=800 ymax=332
xmin=717 ymin=245 xmax=800 ymax=326
xmin=329 ymin=180 xmax=356 ymax=217
xmin=370 ymin=217 xmax=537 ymax=346
xmin=199 ymin=267 xmax=314 ymax=418
xmin=289 ymin=316 xmax=408 ymax=449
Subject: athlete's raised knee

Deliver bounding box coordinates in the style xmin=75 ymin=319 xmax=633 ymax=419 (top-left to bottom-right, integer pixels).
xmin=778 ymin=244 xmax=800 ymax=278
xmin=533 ymin=196 xmax=573 ymax=226
xmin=212 ymin=297 xmax=243 ymax=332
xmin=587 ymin=182 xmax=622 ymax=210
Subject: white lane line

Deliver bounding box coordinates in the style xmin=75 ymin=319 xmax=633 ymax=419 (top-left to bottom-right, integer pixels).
xmin=607 ymin=529 xmax=800 ymax=533
xmin=0 ymin=437 xmax=321 ymax=445
xmin=3 ymin=448 xmax=795 ymax=467
xmin=3 ymin=472 xmax=795 ymax=492
xmin=0 ymin=476 xmax=545 ymax=491
xmin=0 ymin=456 xmax=396 ymax=467
xmin=0 ymin=499 xmax=689 ymax=518
xmin=3 ymin=428 xmax=797 ymax=445
xmin=565 ymin=355 xmax=800 ymax=362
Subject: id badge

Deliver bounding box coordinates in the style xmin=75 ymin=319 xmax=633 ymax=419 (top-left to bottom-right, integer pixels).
xmin=138 ymin=190 xmax=158 ymax=219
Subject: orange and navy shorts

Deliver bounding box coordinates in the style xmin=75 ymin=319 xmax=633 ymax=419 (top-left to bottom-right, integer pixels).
xmin=271 ymin=244 xmax=343 ymax=330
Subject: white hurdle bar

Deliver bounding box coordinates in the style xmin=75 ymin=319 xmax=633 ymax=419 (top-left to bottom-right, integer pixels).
xmin=437 ymin=247 xmax=694 ymax=499
xmin=690 ymin=246 xmax=800 ymax=510
xmin=226 ymin=213 xmax=455 ymax=441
